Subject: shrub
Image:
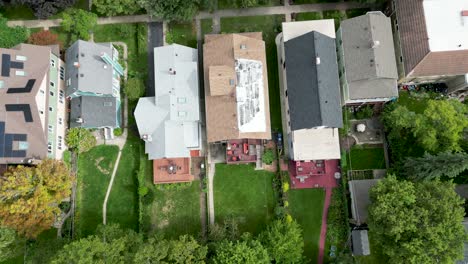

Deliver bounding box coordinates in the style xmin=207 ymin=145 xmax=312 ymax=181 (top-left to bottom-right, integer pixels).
xmin=138 ymin=186 xmax=149 ymax=197
xmin=355 ymin=105 xmax=374 ymax=119
xmin=114 ymin=128 xmax=123 ymax=136
xmin=0 ymin=15 xmax=29 ymax=48
xmin=262 ymin=149 xmax=275 ymax=165
xmin=27 ymin=30 xmax=61 ymax=48
xmin=282 ymin=182 xmax=289 ymax=193
xmin=65 ymin=128 xmax=96 ymax=153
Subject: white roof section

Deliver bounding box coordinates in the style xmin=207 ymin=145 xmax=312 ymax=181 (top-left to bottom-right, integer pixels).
xmin=134 ymin=44 xmax=200 ymax=160
xmin=291 ymin=128 xmax=341 ymax=160
xmin=282 ymin=19 xmax=336 ymax=42
xmin=423 ymin=0 xmax=468 ymax=52
xmin=235 ymin=58 xmax=266 ymax=133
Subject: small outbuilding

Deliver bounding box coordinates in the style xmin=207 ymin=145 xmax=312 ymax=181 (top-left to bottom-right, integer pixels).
xmin=352 ymin=230 xmax=370 ymax=256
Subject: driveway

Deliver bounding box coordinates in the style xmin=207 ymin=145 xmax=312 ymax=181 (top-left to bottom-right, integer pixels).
xmin=146 ymin=22 xmax=163 ymax=96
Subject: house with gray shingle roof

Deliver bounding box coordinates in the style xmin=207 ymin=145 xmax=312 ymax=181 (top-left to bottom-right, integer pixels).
xmin=276 ymin=20 xmax=342 ymax=162
xmin=134 ymin=44 xmax=201 ymax=161
xmin=337 ymin=11 xmax=398 ymax=106
xmin=65 ymin=40 xmax=123 ymax=129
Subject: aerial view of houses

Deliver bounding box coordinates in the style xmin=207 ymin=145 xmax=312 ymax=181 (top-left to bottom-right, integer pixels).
xmin=0 ymin=0 xmax=468 ymax=263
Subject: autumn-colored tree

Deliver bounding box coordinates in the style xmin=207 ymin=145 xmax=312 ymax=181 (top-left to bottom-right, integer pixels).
xmin=0 ymin=160 xmax=73 ymax=238
xmin=27 ymin=30 xmax=62 ymax=48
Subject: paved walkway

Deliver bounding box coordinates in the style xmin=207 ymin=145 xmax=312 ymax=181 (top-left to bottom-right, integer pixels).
xmin=207 ymin=163 xmax=215 ymax=225
xmin=103 ymin=149 xmax=122 ymax=225
xmin=318 ymin=188 xmax=333 ymax=264
xmin=8 ymin=2 xmax=376 ymax=29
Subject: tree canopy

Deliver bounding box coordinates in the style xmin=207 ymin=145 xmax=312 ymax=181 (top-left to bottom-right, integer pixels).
xmin=368 ymin=175 xmax=466 ymax=263
xmin=403 ymin=152 xmax=468 ymax=181
xmin=0 ymin=228 xmax=24 ymax=262
xmin=260 ymin=219 xmax=304 ymax=263
xmin=65 ymin=128 xmax=96 ymax=153
xmin=138 ymin=0 xmax=200 ymax=21
xmin=383 ymin=97 xmax=468 ymax=160
xmin=0 ymin=15 xmax=29 ymax=48
xmin=16 ymin=0 xmax=75 ymax=19
xmin=27 ymin=30 xmax=62 ymax=48
xmin=61 ymin=8 xmax=98 ymax=41
xmin=0 ymin=160 xmax=73 ymax=238
xmin=93 ymin=0 xmax=141 ymax=16
xmin=212 ymin=237 xmax=270 ymax=264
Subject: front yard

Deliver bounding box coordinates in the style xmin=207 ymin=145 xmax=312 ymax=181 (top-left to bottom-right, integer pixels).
xmin=289 ymin=189 xmax=325 ymax=263
xmin=214 ymin=164 xmax=276 ymax=234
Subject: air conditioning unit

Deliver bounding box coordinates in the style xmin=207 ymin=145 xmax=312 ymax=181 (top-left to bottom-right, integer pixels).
xmin=76 ymin=117 xmax=83 ymax=123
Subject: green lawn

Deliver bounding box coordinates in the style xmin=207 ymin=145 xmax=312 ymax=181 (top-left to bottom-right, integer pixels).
xmin=201 ymin=19 xmax=214 ymax=35
xmin=76 ymin=145 xmax=119 ymax=237
xmin=295 ymin=11 xmax=323 ymax=21
xmin=218 ymin=0 xmax=281 ymax=9
xmin=167 ymin=22 xmax=197 ymax=48
xmin=289 ymin=189 xmax=325 ymax=263
xmin=0 ymin=4 xmax=35 ymax=20
xmin=349 ymin=146 xmax=386 ymax=170
xmin=220 ymin=15 xmax=283 ymax=131
xmin=106 ymin=136 xmax=140 ymax=231
xmin=213 ymin=164 xmax=276 ymax=234
xmin=293 ymin=0 xmax=339 ymax=4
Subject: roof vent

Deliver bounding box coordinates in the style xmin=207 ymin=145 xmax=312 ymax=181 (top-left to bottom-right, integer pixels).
xmin=316 ymin=57 xmax=321 ymax=65
xmin=73 ymin=62 xmax=80 ymax=68
xmin=169 ymin=68 xmax=176 ymax=75
xmin=80 ymin=73 xmax=84 ymax=77
xmin=103 ymin=64 xmax=108 ymax=69
xmin=80 ymin=53 xmax=85 ymax=57
xmin=76 ymin=117 xmax=83 ymax=123
xmin=372 ymin=40 xmax=380 ymax=49
xmin=142 ymin=134 xmax=152 ymax=142
xmin=240 ymin=44 xmax=247 ymax=49
xmin=229 ymin=79 xmax=235 ymax=86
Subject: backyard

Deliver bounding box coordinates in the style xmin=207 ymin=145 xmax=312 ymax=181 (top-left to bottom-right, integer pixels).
xmin=349 ymin=145 xmax=386 ymax=171
xmin=220 ymin=15 xmax=284 ymax=132
xmin=76 ymin=145 xmax=119 ymax=237
xmin=213 ymin=164 xmax=276 ymax=234
xmin=288 ymin=188 xmax=325 ymax=263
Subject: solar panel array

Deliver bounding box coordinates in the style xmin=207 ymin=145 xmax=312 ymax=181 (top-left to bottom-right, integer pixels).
xmin=0 ymin=122 xmax=27 ymax=158
xmin=1 ymin=54 xmax=24 ymax=77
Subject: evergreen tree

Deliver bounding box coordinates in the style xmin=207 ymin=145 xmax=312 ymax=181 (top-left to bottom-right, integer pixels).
xmin=404 ymin=152 xmax=468 ymax=181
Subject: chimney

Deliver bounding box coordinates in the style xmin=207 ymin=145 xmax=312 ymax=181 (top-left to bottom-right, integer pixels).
xmin=316 ymin=57 xmax=321 ymax=65
xmin=372 ymin=40 xmax=380 ymax=49
xmin=169 ymin=68 xmax=176 ymax=75
xmin=73 ymin=62 xmax=80 ymax=68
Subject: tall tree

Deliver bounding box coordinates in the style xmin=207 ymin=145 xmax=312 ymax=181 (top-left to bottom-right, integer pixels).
xmin=212 ymin=237 xmax=269 ymax=264
xmin=93 ymin=0 xmax=141 ymax=16
xmin=16 ymin=0 xmax=75 ymax=19
xmin=0 ymin=160 xmax=73 ymax=238
xmin=27 ymin=30 xmax=62 ymax=48
xmin=138 ymin=0 xmax=200 ymax=21
xmin=52 ymin=224 xmax=142 ymax=264
xmin=368 ymin=175 xmax=466 ymax=263
xmin=0 ymin=228 xmax=24 ymax=262
xmin=65 ymin=128 xmax=96 ymax=153
xmin=403 ymin=152 xmax=468 ymax=181
xmin=0 ymin=15 xmax=29 ymax=48
xmin=260 ymin=219 xmax=304 ymax=263
xmin=61 ymin=8 xmax=98 ymax=41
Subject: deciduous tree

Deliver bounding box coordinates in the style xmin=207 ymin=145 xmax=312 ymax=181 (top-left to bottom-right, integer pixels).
xmin=212 ymin=238 xmax=270 ymax=264
xmin=0 ymin=160 xmax=73 ymax=238
xmin=93 ymin=0 xmax=140 ymax=16
xmin=17 ymin=0 xmax=75 ymax=19
xmin=61 ymin=8 xmax=97 ymax=41
xmin=65 ymin=128 xmax=96 ymax=153
xmin=0 ymin=228 xmax=24 ymax=262
xmin=368 ymin=175 xmax=466 ymax=263
xmin=403 ymin=152 xmax=468 ymax=181
xmin=27 ymin=30 xmax=62 ymax=48
xmin=138 ymin=0 xmax=200 ymax=21
xmin=0 ymin=15 xmax=29 ymax=48
xmin=260 ymin=219 xmax=304 ymax=263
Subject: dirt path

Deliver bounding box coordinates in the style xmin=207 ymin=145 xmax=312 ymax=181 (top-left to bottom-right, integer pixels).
xmin=318 ymin=188 xmax=332 ymax=264
xmin=102 ymin=149 xmax=123 ymax=225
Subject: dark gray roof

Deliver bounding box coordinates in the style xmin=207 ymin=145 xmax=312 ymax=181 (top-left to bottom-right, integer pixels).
xmin=70 ymin=96 xmax=120 ymax=128
xmin=352 ymin=230 xmax=370 ymax=256
xmin=349 ymin=179 xmax=380 ymax=225
xmin=284 ymin=31 xmax=343 ymax=130
xmin=65 ymin=40 xmax=115 ymax=96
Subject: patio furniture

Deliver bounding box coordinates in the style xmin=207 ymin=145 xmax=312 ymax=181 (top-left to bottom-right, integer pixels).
xmin=227 ymin=150 xmax=233 ymax=155
xmin=232 ymin=156 xmax=238 ymax=161
xmin=296 ymin=161 xmax=301 ymax=167
xmin=243 ymin=143 xmax=248 ymax=154
xmin=299 ymin=178 xmax=305 ymax=183
xmin=297 ymin=167 xmax=303 ymax=172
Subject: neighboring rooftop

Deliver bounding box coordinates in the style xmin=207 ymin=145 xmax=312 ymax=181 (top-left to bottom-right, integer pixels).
xmin=65 ymin=40 xmax=120 ymax=96
xmin=203 ymin=33 xmax=271 ymax=143
xmin=340 ymin=12 xmax=398 ymax=101
xmin=281 ymin=19 xmax=336 ymax=41
xmin=349 ymin=179 xmax=380 ymax=225
xmin=284 ymin=30 xmax=343 ymax=130
xmin=135 ymin=44 xmax=200 ymax=160
xmin=0 ymin=44 xmax=52 ymax=164
xmin=70 ymin=96 xmax=120 ymax=128
xmin=352 ymin=230 xmax=371 ymax=256
xmin=395 ymin=0 xmax=468 ymax=77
